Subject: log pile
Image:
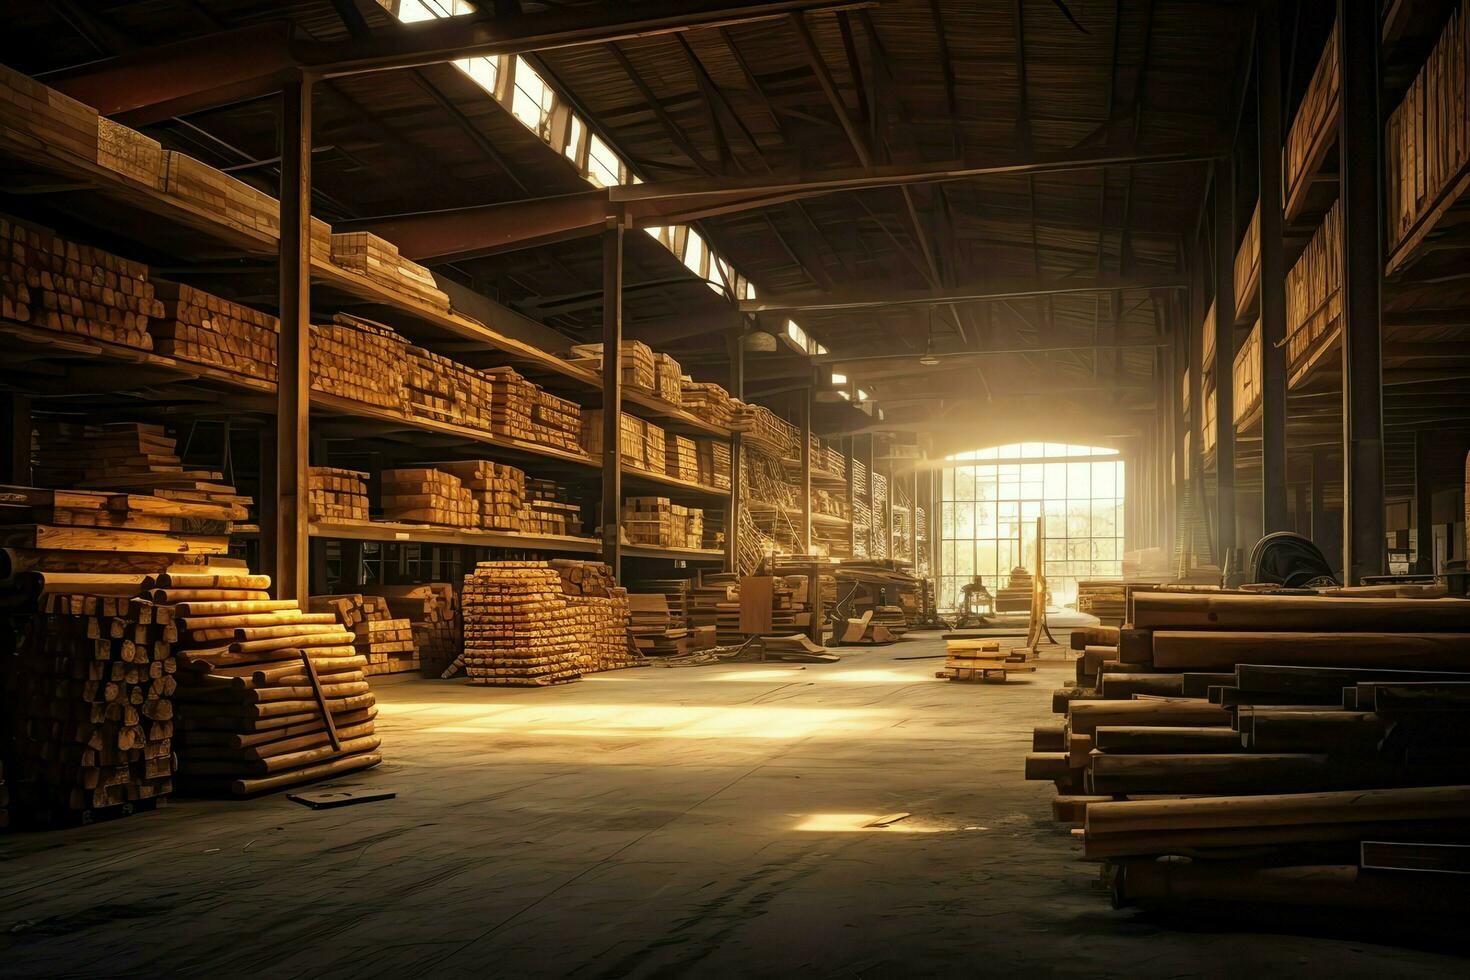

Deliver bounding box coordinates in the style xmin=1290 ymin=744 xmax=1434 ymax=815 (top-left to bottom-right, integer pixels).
xmin=149 ymin=281 xmax=277 ymax=382
xmin=622 ymin=497 xmax=705 ymax=549
xmin=531 ymin=389 xmax=583 ymax=453
xmin=550 ymin=560 xmax=643 ymax=673
xmin=1 ymin=214 xmax=162 ymax=351
xmin=161 ymin=570 xmax=381 ymax=795
xmin=379 ymin=467 xmax=477 ymax=528
xmin=310 ymin=314 xmax=410 ymax=411
xmin=2 ymin=592 xmax=177 ymax=822
xmin=432 ymin=459 xmax=526 ymax=531
xmin=456 ymin=561 xmax=583 ymax=686
xmin=330 ymin=231 xmax=448 ymax=310
xmin=1030 ymin=590 xmax=1470 ymax=916
xmin=361 ymin=583 xmax=459 ymax=678
xmin=307 ymin=467 xmax=370 ymax=523
xmin=405 ymin=346 xmax=494 ymax=428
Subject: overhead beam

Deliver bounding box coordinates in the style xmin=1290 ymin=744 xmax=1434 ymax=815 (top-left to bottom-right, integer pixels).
xmin=47 ymin=0 xmax=871 ymax=122
xmin=741 ymin=274 xmax=1188 ymax=313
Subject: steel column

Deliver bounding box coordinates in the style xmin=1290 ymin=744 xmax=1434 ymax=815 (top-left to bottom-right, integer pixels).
xmin=601 ymin=220 xmax=624 ymax=579
xmin=275 ymin=75 xmax=312 ymax=603
xmin=1338 ymin=0 xmax=1386 ymax=584
xmin=799 ymin=386 xmax=812 ymax=555
xmin=1257 ymin=2 xmax=1290 ymax=532
xmin=1310 ymin=448 xmax=1329 ymax=546
xmin=843 ymin=436 xmax=855 ymax=560
xmin=1414 ymin=429 xmax=1434 ymax=574
xmin=1213 ymin=158 xmax=1237 ymax=560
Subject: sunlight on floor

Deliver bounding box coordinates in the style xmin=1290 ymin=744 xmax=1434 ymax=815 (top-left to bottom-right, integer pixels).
xmin=792 ymin=812 xmax=959 ymax=833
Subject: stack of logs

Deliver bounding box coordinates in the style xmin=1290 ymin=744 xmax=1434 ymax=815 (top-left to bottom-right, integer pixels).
xmin=1029 ymin=590 xmax=1470 ymax=914
xmin=453 ymin=561 xmax=582 ymax=686
xmin=550 ymin=559 xmax=643 ymax=674
xmin=161 ymin=569 xmax=382 ymax=795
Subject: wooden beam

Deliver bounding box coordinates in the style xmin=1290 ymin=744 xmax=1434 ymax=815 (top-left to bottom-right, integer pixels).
xmin=276 ymin=76 xmax=312 ymax=604
xmin=741 ymin=274 xmax=1187 ymax=313
xmin=789 ymin=12 xmax=871 ymax=168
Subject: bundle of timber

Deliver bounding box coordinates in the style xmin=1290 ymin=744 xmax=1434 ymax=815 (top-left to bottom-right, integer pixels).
xmin=568 ymin=340 xmax=657 ymax=392
xmin=531 ymin=389 xmax=582 ymax=452
xmin=1283 ymin=19 xmax=1338 ymax=213
xmin=31 ymin=420 xmax=251 ymax=510
xmin=310 ymin=314 xmax=410 ymax=411
xmin=160 ymin=570 xmax=381 ymax=795
xmin=483 ymin=366 xmax=537 ymax=442
xmin=622 ymin=497 xmax=704 ymax=549
xmin=666 ymin=434 xmax=700 ymax=483
xmin=0 ymin=62 xmax=99 ymax=163
xmin=628 ymin=592 xmax=686 ymax=656
xmin=330 ymin=231 xmax=448 ymax=310
xmin=1284 ymin=199 xmax=1341 ymax=368
xmin=653 ymin=353 xmax=682 ymax=404
xmin=742 ymin=405 xmax=800 ymax=458
xmin=360 ymin=583 xmax=458 ymax=676
xmin=307 ymin=467 xmax=370 ymax=523
xmin=150 ymin=281 xmax=278 ymax=381
xmin=379 ymin=467 xmax=477 ymax=528
xmin=937 ymin=638 xmax=1035 ymax=682
xmin=404 ymin=346 xmax=494 ymax=428
xmin=580 ymin=410 xmax=646 ymax=467
xmin=680 ymin=380 xmax=738 ymax=428
xmin=455 ymin=561 xmax=583 ymax=686
xmin=524 ymin=479 xmax=585 ymax=536
xmin=1386 ymin=7 xmax=1469 ymax=251
xmin=550 ymin=560 xmax=643 ymax=673
xmin=97 ymin=116 xmax=164 ymax=188
xmin=164 ymin=152 xmax=332 ymax=259
xmin=626 ymin=578 xmax=692 ymax=630
xmin=431 ymin=459 xmax=526 ymax=531
xmin=1077 ymin=581 xmax=1126 ymax=625
xmin=1 ymin=214 xmax=162 ymax=351
xmin=2 ymin=592 xmax=176 ymax=824
xmin=996 ymin=566 xmax=1034 ymax=613
xmin=698 ymin=440 xmax=732 ymax=490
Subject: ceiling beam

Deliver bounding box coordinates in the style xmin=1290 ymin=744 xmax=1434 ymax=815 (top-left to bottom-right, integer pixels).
xmin=45 ymin=0 xmax=872 ymax=122
xmin=740 ymin=273 xmax=1189 ymax=313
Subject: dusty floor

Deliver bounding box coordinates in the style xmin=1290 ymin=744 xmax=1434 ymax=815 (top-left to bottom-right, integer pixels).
xmin=0 ymin=632 xmax=1464 ymax=978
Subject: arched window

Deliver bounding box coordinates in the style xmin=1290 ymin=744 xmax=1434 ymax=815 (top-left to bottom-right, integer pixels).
xmin=939 ymin=442 xmax=1124 ymax=612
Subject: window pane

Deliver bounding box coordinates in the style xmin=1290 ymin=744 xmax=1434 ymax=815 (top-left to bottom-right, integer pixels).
xmin=587 ymin=134 xmax=622 ymax=187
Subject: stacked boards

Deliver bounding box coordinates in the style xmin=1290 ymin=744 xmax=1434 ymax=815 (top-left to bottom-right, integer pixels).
xmin=937 ymin=638 xmax=1036 ymax=682
xmin=456 ymin=562 xmax=582 ymax=687
xmin=158 ymin=570 xmax=383 ymax=795
xmin=550 ymin=560 xmax=644 ymax=673
xmin=361 ymin=583 xmax=459 ymax=678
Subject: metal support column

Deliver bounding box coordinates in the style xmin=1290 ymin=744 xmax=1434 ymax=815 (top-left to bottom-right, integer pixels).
xmin=1415 ymin=429 xmax=1434 ymax=574
xmin=727 ymin=328 xmax=744 ymax=399
xmin=275 ymin=74 xmax=312 ymax=603
xmin=1310 ymin=447 xmax=1329 ymax=546
xmin=842 ymin=436 xmax=855 ymax=559
xmin=1 ymin=392 xmax=31 ymax=484
xmin=1338 ymin=0 xmax=1386 ymax=584
xmin=1213 ymin=158 xmax=1237 ymax=561
xmin=725 ymin=330 xmax=743 ymax=572
xmin=601 ymin=219 xmax=624 ymax=579
xmin=1258 ymin=1 xmax=1290 ymax=532
xmin=799 ymin=386 xmax=812 ymax=555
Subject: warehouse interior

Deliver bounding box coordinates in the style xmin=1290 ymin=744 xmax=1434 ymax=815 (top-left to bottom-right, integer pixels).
xmin=2 ymin=0 xmax=1470 ymax=975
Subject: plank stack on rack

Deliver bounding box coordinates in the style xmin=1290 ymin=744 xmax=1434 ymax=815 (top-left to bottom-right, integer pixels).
xmin=31 ymin=421 xmax=250 ymax=510
xmin=149 ymin=281 xmax=277 ymax=382
xmin=1284 ymin=199 xmax=1341 ymax=367
xmin=361 ymin=583 xmax=459 ymax=678
xmin=97 ymin=116 xmax=164 ymax=187
xmin=164 ymin=151 xmax=333 ymax=260
xmin=531 ymin=390 xmax=583 ymax=452
xmin=330 ymin=231 xmax=448 ymax=311
xmin=680 ymin=380 xmax=737 ymax=428
xmin=666 ymin=434 xmax=700 ymax=483
xmin=310 ymin=314 xmax=409 ymax=411
xmin=743 ymin=405 xmax=800 ymax=458
xmin=622 ymin=497 xmax=704 ymax=549
xmin=432 ymin=459 xmax=525 ymax=531
xmin=0 ymin=62 xmax=99 ymax=164
xmin=379 ymin=467 xmax=477 ymax=528
xmin=653 ymin=353 xmax=682 ymax=403
xmin=404 ymin=346 xmax=493 ymax=428
xmin=454 ymin=561 xmax=583 ymax=686
xmin=698 ymin=440 xmax=732 ymax=490
xmin=550 ymin=560 xmax=643 ymax=673
xmin=484 ymin=366 xmax=537 ymax=443
xmin=151 ymin=568 xmax=381 ymax=796
xmin=525 ymin=479 xmax=585 ymax=536
xmin=1 ymin=215 xmax=162 ymax=352
xmin=568 ymin=340 xmax=657 ymax=393
xmin=1028 ymin=590 xmax=1470 ymax=916
xmin=307 ymin=467 xmax=369 ymax=523
xmin=2 ymin=591 xmax=177 ymax=824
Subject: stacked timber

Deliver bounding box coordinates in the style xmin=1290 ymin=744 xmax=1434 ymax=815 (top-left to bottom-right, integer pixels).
xmin=164 ymin=152 xmax=332 ymax=260
xmin=431 ymin=459 xmax=526 ymax=531
xmin=161 ymin=570 xmax=381 ymax=795
xmin=378 ymin=467 xmax=477 ymax=528
xmin=666 ymin=434 xmax=700 ymax=483
xmin=1282 ymin=19 xmax=1338 ymax=213
xmin=1284 ymin=199 xmax=1341 ymax=368
xmin=628 ymin=593 xmax=686 ymax=656
xmin=483 ymin=366 xmax=537 ymax=442
xmin=622 ymin=497 xmax=704 ymax=550
xmin=1077 ymin=581 xmax=1126 ymax=625
xmin=1030 ymin=590 xmax=1470 ymax=916
xmin=3 ymin=592 xmax=176 ymax=823
xmin=1 ymin=215 xmax=162 ymax=351
xmin=307 ymin=467 xmax=370 ymax=523
xmin=680 ymin=380 xmax=738 ymax=428
xmin=568 ymin=340 xmax=657 ymax=392
xmin=0 ymin=63 xmax=99 ymax=163
xmin=531 ymin=390 xmax=582 ymax=452
xmin=626 ymin=578 xmax=692 ymax=630
xmin=550 ymin=560 xmax=643 ymax=673
xmin=455 ymin=561 xmax=582 ymax=686
xmin=31 ymin=421 xmax=250 ymax=510
xmin=524 ymin=479 xmax=584 ymax=537
xmin=361 ymin=583 xmax=459 ymax=677
xmin=97 ymin=116 xmax=165 ymax=188
xmin=309 ymin=314 xmax=410 ymax=411
xmin=653 ymin=353 xmax=682 ymax=404
xmin=330 ymin=231 xmax=448 ymax=310
xmin=149 ymin=281 xmax=278 ymax=382
xmin=742 ymin=405 xmax=800 ymax=458
xmin=698 ymin=440 xmax=732 ymax=490
xmin=996 ymin=567 xmax=1034 ymax=613
xmin=404 ymin=346 xmax=494 ymax=428
xmin=580 ymin=410 xmax=672 ymax=476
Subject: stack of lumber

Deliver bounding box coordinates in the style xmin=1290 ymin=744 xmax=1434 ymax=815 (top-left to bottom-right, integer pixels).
xmin=2 ymin=592 xmax=176 ymax=823
xmin=996 ymin=566 xmax=1034 ymax=612
xmin=307 ymin=467 xmax=370 ymax=523
xmin=1 ymin=215 xmax=162 ymax=351
xmin=653 ymin=353 xmax=682 ymax=403
xmin=318 ymin=593 xmax=417 ymax=675
xmin=680 ymin=380 xmax=737 ymax=428
xmin=97 ymin=116 xmax=164 ymax=188
xmin=404 ymin=346 xmax=494 ymax=428
xmin=666 ymin=434 xmax=700 ymax=483
xmin=937 ymin=638 xmax=1036 ymax=682
xmin=568 ymin=340 xmax=657 ymax=392
xmin=310 ymin=314 xmax=409 ymax=411
xmin=581 ymin=410 xmax=645 ymax=465
xmin=455 ymin=561 xmax=582 ymax=686
xmin=432 ymin=459 xmax=526 ymax=531
xmin=1077 ymin=581 xmax=1126 ymax=625
xmin=164 ymin=152 xmax=332 ymax=260
xmin=330 ymin=231 xmax=448 ymax=310
xmin=1386 ymin=7 xmax=1468 ymax=251
xmin=531 ymin=390 xmax=583 ymax=452
xmin=1283 ymin=19 xmax=1338 ymax=212
xmin=550 ymin=560 xmax=642 ymax=673
xmin=0 ymin=63 xmax=99 ymax=166
xmin=524 ymin=479 xmax=585 ymax=536
xmin=361 ymin=583 xmax=459 ymax=677
xmin=627 ymin=592 xmax=686 ymax=656
xmin=149 ymin=281 xmax=278 ymax=382
xmin=698 ymin=439 xmax=732 ymax=490
xmin=742 ymin=404 xmax=800 ymax=458
xmin=1284 ymin=199 xmax=1341 ymax=367
xmin=626 ymin=577 xmax=692 ymax=630
xmin=31 ymin=421 xmax=250 ymax=511
xmin=622 ymin=497 xmax=704 ymax=549
xmin=159 ymin=569 xmax=381 ymax=796
xmin=690 ymin=571 xmax=743 ymax=645
xmin=379 ymin=467 xmax=477 ymax=528
xmin=1029 ymin=591 xmax=1470 ymax=915
xmin=483 ymin=366 xmax=537 ymax=442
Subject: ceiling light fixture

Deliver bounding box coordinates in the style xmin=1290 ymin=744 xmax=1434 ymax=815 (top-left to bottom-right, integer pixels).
xmin=918 ymin=309 xmax=941 ymax=366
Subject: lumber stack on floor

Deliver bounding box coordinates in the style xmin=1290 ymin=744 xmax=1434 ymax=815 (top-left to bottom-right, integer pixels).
xmin=361 ymin=583 xmax=459 ymax=678
xmin=1077 ymin=581 xmax=1126 ymax=625
xmin=2 ymin=592 xmax=177 ymax=822
xmin=456 ymin=561 xmax=582 ymax=686
xmin=310 ymin=593 xmax=418 ymax=675
xmin=1030 ymin=589 xmax=1470 ymax=916
xmin=159 ymin=569 xmax=381 ymax=795
xmin=551 ymin=560 xmax=644 ymax=673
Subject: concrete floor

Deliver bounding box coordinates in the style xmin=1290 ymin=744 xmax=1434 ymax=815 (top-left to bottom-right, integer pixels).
xmin=0 ymin=633 xmax=1464 ymax=977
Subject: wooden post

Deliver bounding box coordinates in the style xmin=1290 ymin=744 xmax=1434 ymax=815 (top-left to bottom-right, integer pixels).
xmin=601 ymin=219 xmax=624 ymax=578
xmin=725 ymin=328 xmax=744 ymax=572
xmin=0 ymin=392 xmax=31 ymax=484
xmin=276 ymin=73 xmax=312 ymax=603
xmin=843 ymin=435 xmax=855 ymax=560
xmin=1415 ymin=429 xmax=1434 ymax=574
xmin=1338 ymin=0 xmax=1386 ymax=584
xmin=1257 ymin=1 xmax=1290 ymax=533
xmin=1213 ymin=158 xmax=1237 ymax=562
xmin=799 ymin=384 xmax=812 ymax=555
